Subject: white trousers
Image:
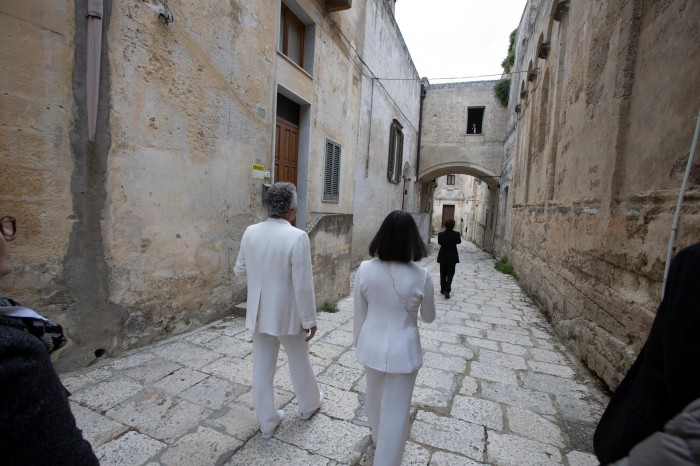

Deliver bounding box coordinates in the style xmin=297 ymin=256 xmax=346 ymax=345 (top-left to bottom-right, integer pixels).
xmin=253 ymin=332 xmax=321 ymax=433
xmin=364 ymin=366 xmax=419 ymax=466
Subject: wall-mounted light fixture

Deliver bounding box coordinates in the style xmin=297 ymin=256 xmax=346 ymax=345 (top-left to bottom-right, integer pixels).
xmin=554 ymin=0 xmax=570 ymax=22
xmin=146 ymin=0 xmax=174 ymax=24
xmin=159 ymin=0 xmax=174 ymax=24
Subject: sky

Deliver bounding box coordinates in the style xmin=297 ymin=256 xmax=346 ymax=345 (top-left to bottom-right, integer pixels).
xmin=394 ymin=0 xmax=528 ymax=83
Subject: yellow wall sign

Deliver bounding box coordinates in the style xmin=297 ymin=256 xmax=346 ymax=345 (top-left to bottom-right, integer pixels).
xmin=252 ymin=164 xmax=265 ymax=179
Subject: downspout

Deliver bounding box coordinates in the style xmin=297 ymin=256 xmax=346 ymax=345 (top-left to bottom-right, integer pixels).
xmin=662 ymin=109 xmax=700 ymax=297
xmin=415 ymin=80 xmax=426 ymax=181
xmin=416 ymin=80 xmax=427 ymax=212
xmin=364 ymin=78 xmax=375 ymax=178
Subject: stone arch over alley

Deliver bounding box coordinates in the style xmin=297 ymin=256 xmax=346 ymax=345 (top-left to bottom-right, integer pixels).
xmin=417 ymin=80 xmax=508 ymax=252
xmin=419 ymin=162 xmax=502 ymax=254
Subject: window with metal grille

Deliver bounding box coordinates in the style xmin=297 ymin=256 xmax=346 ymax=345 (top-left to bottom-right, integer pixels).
xmin=387 ymin=120 xmax=403 ymax=183
xmin=324 ymin=138 xmax=341 ymax=201
xmin=447 ymin=174 xmax=455 ymax=185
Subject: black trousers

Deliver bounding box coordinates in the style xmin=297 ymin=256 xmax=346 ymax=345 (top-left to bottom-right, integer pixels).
xmin=439 ymin=263 xmax=456 ymax=293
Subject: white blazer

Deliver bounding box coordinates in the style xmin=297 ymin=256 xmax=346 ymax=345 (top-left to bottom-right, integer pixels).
xmin=234 ymin=218 xmax=317 ymax=335
xmin=353 ymin=258 xmax=436 ymax=373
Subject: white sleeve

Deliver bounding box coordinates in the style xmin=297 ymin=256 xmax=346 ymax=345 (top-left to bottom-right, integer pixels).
xmin=419 ymin=269 xmax=436 ymax=324
xmin=233 ymin=229 xmax=247 ymax=276
xmin=292 ymin=232 xmax=317 ymax=329
xmin=353 ymin=264 xmax=368 ymax=346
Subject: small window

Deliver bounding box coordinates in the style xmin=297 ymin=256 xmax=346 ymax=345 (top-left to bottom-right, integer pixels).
xmin=387 ymin=120 xmax=403 ymax=183
xmin=446 ymin=174 xmax=455 ymax=185
xmin=324 ymin=139 xmax=341 ymax=201
xmin=279 ymin=4 xmax=305 ymax=68
xmin=467 ymin=107 xmax=485 ymax=134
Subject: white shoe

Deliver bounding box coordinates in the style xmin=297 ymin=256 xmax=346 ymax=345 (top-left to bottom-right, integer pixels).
xmin=261 ymin=409 xmax=284 ymax=440
xmin=300 ymin=392 xmax=324 ymax=420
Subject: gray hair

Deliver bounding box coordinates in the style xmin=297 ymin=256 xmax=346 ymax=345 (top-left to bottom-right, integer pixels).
xmin=265 ymin=182 xmax=297 ymax=217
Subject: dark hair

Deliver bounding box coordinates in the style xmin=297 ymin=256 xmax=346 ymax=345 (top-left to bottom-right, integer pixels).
xmin=369 ymin=210 xmax=427 ymax=262
xmin=444 ymin=218 xmax=455 ymax=230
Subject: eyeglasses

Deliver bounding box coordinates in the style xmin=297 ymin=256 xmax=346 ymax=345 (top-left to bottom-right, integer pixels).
xmin=1 ymin=216 xmax=16 ymax=241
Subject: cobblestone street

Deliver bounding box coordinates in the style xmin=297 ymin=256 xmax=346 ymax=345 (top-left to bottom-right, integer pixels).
xmin=62 ymin=240 xmax=610 ymax=465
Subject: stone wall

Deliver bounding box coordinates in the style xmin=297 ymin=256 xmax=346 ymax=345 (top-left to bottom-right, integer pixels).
xmin=419 ymin=80 xmax=506 ymax=181
xmin=307 ymin=214 xmax=353 ymax=309
xmin=499 ymin=0 xmax=700 ymax=389
xmin=350 ymin=0 xmax=422 ymax=266
xmin=1 ymin=0 xmax=423 ymax=371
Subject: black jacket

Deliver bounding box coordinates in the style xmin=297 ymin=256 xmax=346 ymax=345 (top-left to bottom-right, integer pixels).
xmin=0 ymin=317 xmax=99 ymax=465
xmin=437 ymin=229 xmax=461 ymax=265
xmin=594 ymin=242 xmax=700 ymax=465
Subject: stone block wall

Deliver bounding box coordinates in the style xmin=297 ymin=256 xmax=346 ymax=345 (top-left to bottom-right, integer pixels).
xmin=500 ymin=0 xmax=700 ymax=389
xmin=307 ymin=214 xmax=353 ymax=310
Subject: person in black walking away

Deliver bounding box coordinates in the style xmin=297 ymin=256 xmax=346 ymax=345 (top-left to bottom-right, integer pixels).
xmin=593 ymin=242 xmax=700 ymax=465
xmin=436 ymin=218 xmax=461 ymax=299
xmin=0 ymin=215 xmax=99 ymax=465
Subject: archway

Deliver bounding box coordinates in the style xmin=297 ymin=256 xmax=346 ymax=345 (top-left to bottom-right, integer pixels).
xmin=419 ymin=164 xmax=501 ymax=253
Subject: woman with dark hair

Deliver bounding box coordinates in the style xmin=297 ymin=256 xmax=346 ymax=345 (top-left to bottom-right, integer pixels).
xmin=353 ymin=210 xmax=436 ymax=465
xmin=436 ymin=218 xmax=461 ymax=299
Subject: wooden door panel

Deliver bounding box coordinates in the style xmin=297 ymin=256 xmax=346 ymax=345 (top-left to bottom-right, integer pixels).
xmin=442 ymin=205 xmax=455 ymax=227
xmin=275 ymin=118 xmax=299 ymax=186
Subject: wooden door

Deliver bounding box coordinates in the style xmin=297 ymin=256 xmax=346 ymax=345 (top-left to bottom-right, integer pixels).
xmin=442 ymin=204 xmax=455 ymax=227
xmin=275 ymin=118 xmax=299 ymax=186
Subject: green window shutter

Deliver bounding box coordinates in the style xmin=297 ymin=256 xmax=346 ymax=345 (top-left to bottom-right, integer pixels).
xmin=324 ymin=139 xmax=340 ymax=201
xmin=387 ymin=126 xmax=396 ymax=181
xmin=387 ymin=120 xmax=403 ymax=183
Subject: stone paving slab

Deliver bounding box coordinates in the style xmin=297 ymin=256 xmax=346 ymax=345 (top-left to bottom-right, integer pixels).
xmin=61 ymin=241 xmax=610 ymax=465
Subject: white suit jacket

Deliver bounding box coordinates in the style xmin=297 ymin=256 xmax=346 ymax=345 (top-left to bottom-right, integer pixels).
xmin=234 ymin=218 xmax=317 ymax=335
xmin=353 ymin=258 xmax=436 ymax=373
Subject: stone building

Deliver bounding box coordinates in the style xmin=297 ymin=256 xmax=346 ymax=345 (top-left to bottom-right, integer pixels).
xmin=496 ymin=0 xmax=700 ymax=389
xmin=419 ymin=80 xmax=508 ymax=252
xmin=0 ymin=0 xmax=424 ymax=370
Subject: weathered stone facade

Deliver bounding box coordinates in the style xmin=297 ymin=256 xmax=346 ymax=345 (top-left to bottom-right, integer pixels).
xmin=497 ymin=0 xmax=700 ymax=389
xmin=1 ymin=0 xmax=422 ymax=371
xmin=419 ymin=81 xmax=507 ymax=182
xmin=349 ymin=0 xmax=423 ymax=265
xmin=419 ymin=80 xmax=508 ymax=253
xmin=307 ymin=213 xmax=353 ymax=310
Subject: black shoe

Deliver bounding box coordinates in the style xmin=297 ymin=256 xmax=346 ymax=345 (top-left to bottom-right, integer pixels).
xmin=440 ymin=290 xmax=445 ymax=295
xmin=445 ymin=293 xmax=450 ymax=299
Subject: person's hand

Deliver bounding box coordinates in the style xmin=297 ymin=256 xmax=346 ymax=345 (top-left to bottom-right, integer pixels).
xmin=304 ymin=325 xmax=317 ymax=342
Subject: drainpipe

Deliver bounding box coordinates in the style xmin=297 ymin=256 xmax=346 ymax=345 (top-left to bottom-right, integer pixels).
xmin=416 ymin=80 xmax=427 ymax=212
xmin=365 ymin=78 xmax=375 ymax=177
xmin=662 ymin=109 xmax=700 ymax=297
xmin=415 ymin=80 xmax=426 ymax=181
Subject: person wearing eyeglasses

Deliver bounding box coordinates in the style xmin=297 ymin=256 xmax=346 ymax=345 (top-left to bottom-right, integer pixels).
xmin=0 ymin=216 xmax=99 ymax=464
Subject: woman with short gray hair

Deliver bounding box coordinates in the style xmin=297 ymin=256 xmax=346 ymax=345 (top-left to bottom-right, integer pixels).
xmin=265 ymin=182 xmax=297 ymax=218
